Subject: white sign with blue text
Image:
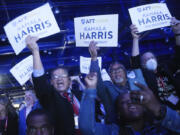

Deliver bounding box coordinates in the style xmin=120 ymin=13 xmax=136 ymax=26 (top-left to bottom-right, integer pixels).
xmin=4 ymin=3 xmax=60 ymax=55
xmin=101 ymin=69 xmax=111 ymax=82
xmin=128 ymin=3 xmax=172 ymax=32
xmin=80 ymin=56 xmax=102 ymax=74
xmin=74 ymin=14 xmax=118 ymax=47
xmin=10 ymin=55 xmax=33 ymax=86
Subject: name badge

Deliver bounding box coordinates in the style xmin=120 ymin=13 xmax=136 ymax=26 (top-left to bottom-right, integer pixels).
xmin=74 ymin=115 xmax=79 ymax=129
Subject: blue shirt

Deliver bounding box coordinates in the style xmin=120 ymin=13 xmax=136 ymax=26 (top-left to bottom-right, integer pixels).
xmin=90 ymin=60 xmax=146 ymax=123
xmin=79 ymin=89 xmax=180 ymax=135
xmin=18 ymin=101 xmax=41 ymax=135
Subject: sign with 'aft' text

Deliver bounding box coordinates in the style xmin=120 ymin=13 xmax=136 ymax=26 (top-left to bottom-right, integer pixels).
xmin=74 ymin=14 xmax=118 ymax=47
xmin=4 ymin=3 xmax=60 ymax=55
xmin=128 ymin=3 xmax=172 ymax=32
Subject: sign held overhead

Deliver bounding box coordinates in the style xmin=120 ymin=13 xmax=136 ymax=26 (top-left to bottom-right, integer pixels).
xmin=128 ymin=3 xmax=172 ymax=32
xmin=74 ymin=14 xmax=118 ymax=47
xmin=4 ymin=3 xmax=60 ymax=55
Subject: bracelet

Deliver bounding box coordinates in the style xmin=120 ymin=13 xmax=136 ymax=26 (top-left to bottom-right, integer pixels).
xmin=175 ymin=33 xmax=180 ymax=37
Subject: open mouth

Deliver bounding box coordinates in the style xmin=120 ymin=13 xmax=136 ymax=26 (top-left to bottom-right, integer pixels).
xmin=57 ymin=82 xmax=64 ymax=87
xmin=128 ymin=105 xmax=137 ymax=112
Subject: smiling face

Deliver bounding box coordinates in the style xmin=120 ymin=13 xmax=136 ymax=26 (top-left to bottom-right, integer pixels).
xmin=109 ymin=63 xmax=127 ymax=86
xmin=50 ymin=68 xmax=71 ymax=93
xmin=117 ymin=93 xmax=144 ymax=122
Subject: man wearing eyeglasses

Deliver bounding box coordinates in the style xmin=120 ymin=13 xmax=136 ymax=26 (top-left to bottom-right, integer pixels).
xmin=89 ymin=41 xmax=146 ymax=124
xmin=25 ymin=36 xmax=82 ymax=135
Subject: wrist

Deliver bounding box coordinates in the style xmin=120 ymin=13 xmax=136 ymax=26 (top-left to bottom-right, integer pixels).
xmin=148 ymin=101 xmax=161 ymax=116
xmin=32 ymin=49 xmax=39 ymax=55
xmin=153 ymin=103 xmax=161 ymax=116
xmin=133 ymin=37 xmax=139 ymax=40
xmin=154 ymin=104 xmax=167 ymax=120
xmin=91 ymin=57 xmax=97 ymax=61
xmin=87 ymin=86 xmax=96 ymax=89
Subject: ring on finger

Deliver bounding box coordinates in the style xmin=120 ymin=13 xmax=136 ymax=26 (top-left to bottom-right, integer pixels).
xmin=140 ymin=95 xmax=144 ymax=103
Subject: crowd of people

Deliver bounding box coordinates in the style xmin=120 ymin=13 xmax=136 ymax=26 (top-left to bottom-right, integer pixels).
xmin=0 ymin=17 xmax=180 ymax=135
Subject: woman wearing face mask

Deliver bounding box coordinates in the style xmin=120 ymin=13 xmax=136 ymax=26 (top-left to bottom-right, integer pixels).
xmin=0 ymin=95 xmax=18 ymax=135
xmin=129 ymin=17 xmax=180 ymax=111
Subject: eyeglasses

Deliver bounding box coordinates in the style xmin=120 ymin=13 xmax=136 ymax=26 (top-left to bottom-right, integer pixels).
xmin=51 ymin=74 xmax=68 ymax=80
xmin=110 ymin=67 xmax=124 ymax=75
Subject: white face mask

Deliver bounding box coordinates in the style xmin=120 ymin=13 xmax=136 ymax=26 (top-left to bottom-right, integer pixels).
xmin=145 ymin=58 xmax=157 ymax=71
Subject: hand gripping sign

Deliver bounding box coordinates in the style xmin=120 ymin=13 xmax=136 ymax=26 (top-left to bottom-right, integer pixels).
xmin=128 ymin=3 xmax=172 ymax=33
xmin=4 ymin=3 xmax=60 ymax=55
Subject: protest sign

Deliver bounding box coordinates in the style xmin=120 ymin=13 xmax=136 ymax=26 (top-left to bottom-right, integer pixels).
xmin=128 ymin=3 xmax=172 ymax=32
xmin=74 ymin=14 xmax=118 ymax=47
xmin=4 ymin=3 xmax=60 ymax=55
xmin=101 ymin=69 xmax=111 ymax=81
xmin=10 ymin=55 xmax=33 ymax=85
xmin=80 ymin=56 xmax=102 ymax=74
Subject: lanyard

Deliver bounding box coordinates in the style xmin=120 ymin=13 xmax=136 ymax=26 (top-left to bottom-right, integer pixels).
xmin=159 ymin=77 xmax=165 ymax=89
xmin=4 ymin=117 xmax=8 ymax=131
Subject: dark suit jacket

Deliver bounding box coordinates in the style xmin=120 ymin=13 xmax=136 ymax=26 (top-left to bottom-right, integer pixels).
xmin=33 ymin=74 xmax=75 ymax=135
xmin=0 ymin=111 xmax=18 ymax=135
xmin=33 ymin=74 xmax=104 ymax=135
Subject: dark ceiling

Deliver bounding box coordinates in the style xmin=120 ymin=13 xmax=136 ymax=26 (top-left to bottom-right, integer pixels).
xmin=0 ymin=0 xmax=180 ymax=103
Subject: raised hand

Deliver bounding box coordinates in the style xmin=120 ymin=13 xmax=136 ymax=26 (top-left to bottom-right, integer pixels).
xmin=171 ymin=17 xmax=180 ymax=34
xmin=130 ymin=24 xmax=140 ymax=39
xmin=88 ymin=41 xmax=99 ymax=61
xmin=85 ymin=72 xmax=97 ymax=89
xmin=130 ymin=82 xmax=161 ymax=116
xmin=25 ymin=35 xmax=39 ymax=53
xmin=25 ymin=35 xmax=43 ymax=70
xmin=71 ymin=75 xmax=81 ymax=82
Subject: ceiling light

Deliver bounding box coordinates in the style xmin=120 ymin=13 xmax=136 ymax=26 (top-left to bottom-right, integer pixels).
xmin=54 ymin=8 xmax=60 ymax=14
xmin=0 ymin=34 xmax=6 ymax=42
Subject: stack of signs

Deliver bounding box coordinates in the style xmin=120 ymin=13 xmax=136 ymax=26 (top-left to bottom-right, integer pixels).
xmin=74 ymin=14 xmax=118 ymax=47
xmin=128 ymin=3 xmax=172 ymax=33
xmin=10 ymin=55 xmax=33 ymax=86
xmin=80 ymin=56 xmax=102 ymax=74
xmin=4 ymin=3 xmax=60 ymax=55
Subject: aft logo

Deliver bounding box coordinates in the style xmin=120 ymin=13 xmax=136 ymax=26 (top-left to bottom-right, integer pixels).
xmin=81 ymin=19 xmax=95 ymax=24
xmin=137 ymin=6 xmax=151 ymax=12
